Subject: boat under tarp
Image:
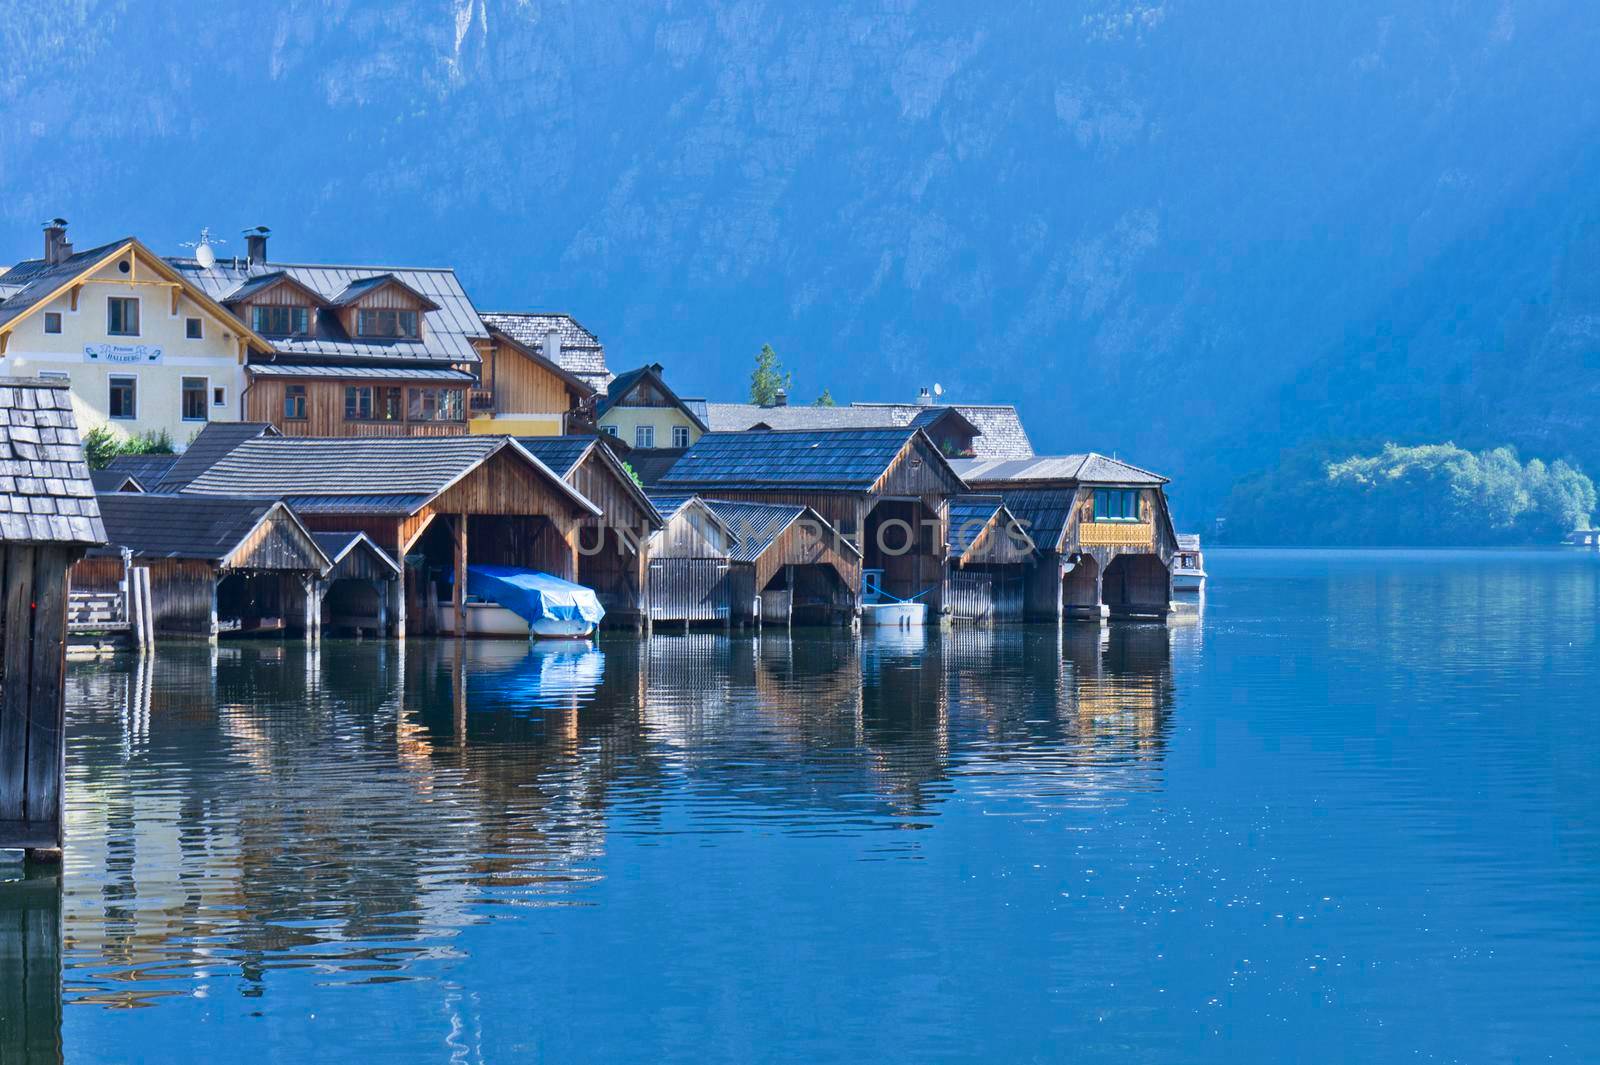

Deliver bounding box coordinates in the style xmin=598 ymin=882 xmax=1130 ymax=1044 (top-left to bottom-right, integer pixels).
xmin=462 ymin=566 xmax=606 ymax=638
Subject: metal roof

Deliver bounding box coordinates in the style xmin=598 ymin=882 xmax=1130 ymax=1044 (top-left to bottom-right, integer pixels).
xmin=168 ymin=256 xmax=485 ymax=365
xmin=701 ymin=499 xmax=861 ymax=563
xmin=947 ymin=494 xmax=1036 ymax=557
xmin=512 ymin=435 xmax=595 ymax=478
xmin=181 ymin=435 xmax=600 ymax=516
xmin=982 ymin=487 xmax=1078 ymax=553
xmin=661 ymin=427 xmax=933 ymax=492
xmin=599 ymin=364 xmax=710 ymax=432
xmin=0 ymin=377 xmax=105 ymax=544
xmin=480 ymin=312 xmax=611 ymax=389
xmin=953 ymin=453 xmax=1168 ymax=485
xmin=326 ymin=274 xmax=440 ymax=311
xmin=628 ymin=447 xmax=688 ymax=486
xmin=0 ymin=239 xmax=132 ymax=330
xmin=93 ymin=492 xmax=311 ymax=563
xmin=246 ymin=363 xmax=476 ymax=382
xmin=645 ymin=491 xmax=697 ymax=520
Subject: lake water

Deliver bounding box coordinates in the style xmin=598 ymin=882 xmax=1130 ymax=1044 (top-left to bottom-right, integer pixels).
xmin=3 ymin=549 xmax=1597 ymax=1062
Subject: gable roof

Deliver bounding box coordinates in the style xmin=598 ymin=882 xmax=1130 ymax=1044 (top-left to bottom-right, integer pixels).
xmin=311 ymin=530 xmax=401 ymax=575
xmin=180 ymin=435 xmax=601 ymax=517
xmin=981 ymin=487 xmax=1078 ymax=554
xmin=102 ymin=453 xmax=180 ymax=489
xmin=94 ymin=492 xmax=327 ymax=568
xmin=644 ymin=490 xmax=736 ymax=543
xmin=170 ymin=255 xmax=485 ymax=365
xmin=481 ymin=312 xmax=611 ymax=389
xmin=705 ymin=401 xmax=1031 ymax=459
xmin=326 ymin=273 xmax=442 ymax=312
xmin=661 ymin=427 xmax=962 ymax=493
xmin=599 ymin=364 xmax=709 ymax=432
xmin=703 ymin=499 xmax=862 ymax=563
xmin=486 ymin=325 xmax=595 ymax=398
xmin=627 ymin=447 xmax=688 ymax=486
xmin=947 ymin=494 xmax=1036 ymax=559
xmin=154 ymin=421 xmax=280 ymax=492
xmin=1 ymin=238 xmax=273 ymax=353
xmin=90 ymin=469 xmax=147 ymax=493
xmin=516 ymin=435 xmax=663 ymax=527
xmin=221 ymin=270 xmax=332 ymax=307
xmin=0 ymin=377 xmax=105 ymax=545
xmin=953 ymin=453 xmax=1168 ymax=485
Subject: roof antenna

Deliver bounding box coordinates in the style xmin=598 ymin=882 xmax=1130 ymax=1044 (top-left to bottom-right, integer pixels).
xmin=180 ymin=227 xmax=225 ymax=269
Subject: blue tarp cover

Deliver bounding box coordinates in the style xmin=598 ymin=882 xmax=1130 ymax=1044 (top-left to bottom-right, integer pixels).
xmin=466 ymin=566 xmax=606 ymax=627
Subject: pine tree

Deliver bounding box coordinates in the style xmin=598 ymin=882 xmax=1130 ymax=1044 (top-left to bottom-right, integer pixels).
xmin=815 ymin=388 xmax=836 ymax=407
xmin=750 ymin=344 xmax=793 ymax=406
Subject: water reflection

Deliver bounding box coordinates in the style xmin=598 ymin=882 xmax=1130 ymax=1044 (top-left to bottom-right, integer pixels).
xmin=0 ymin=867 xmax=63 ymax=1064
xmin=55 ymin=624 xmax=1177 ymax=1010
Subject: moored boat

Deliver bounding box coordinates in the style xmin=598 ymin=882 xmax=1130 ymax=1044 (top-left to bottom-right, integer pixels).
xmin=1172 ymin=534 xmax=1207 ymax=593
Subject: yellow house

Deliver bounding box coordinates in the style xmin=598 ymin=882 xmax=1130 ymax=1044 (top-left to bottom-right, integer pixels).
xmin=466 ymin=325 xmax=594 ymax=437
xmin=596 ymin=363 xmax=707 ymax=451
xmin=0 ymin=224 xmax=269 ymax=446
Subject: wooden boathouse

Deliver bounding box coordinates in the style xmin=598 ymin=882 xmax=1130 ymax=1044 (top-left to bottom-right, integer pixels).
xmin=945 ymin=495 xmax=1037 ymax=623
xmin=312 ymin=531 xmax=401 ymax=636
xmin=515 ymin=436 xmax=662 ymax=628
xmin=659 ymin=427 xmax=966 ymax=619
xmin=703 ymin=499 xmax=862 ymax=626
xmin=80 ymin=493 xmax=331 ymax=639
xmin=1 ymin=377 xmax=105 ymax=859
xmin=953 ymin=454 xmax=1178 ymax=621
xmin=643 ymin=492 xmax=738 ymax=626
xmin=178 ymin=435 xmax=601 ymax=638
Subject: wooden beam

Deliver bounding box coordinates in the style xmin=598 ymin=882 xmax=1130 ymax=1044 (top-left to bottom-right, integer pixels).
xmin=69 ymin=284 xmax=80 ymax=312
xmin=1 ymin=547 xmax=36 ymax=825
xmin=453 ymin=513 xmax=467 ymax=639
xmin=25 ymin=546 xmax=68 ymax=848
xmin=0 ymin=331 xmax=9 ymax=356
xmin=171 ymin=286 xmax=181 ymax=316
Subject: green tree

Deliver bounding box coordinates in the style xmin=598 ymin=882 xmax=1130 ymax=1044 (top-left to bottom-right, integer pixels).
xmin=749 ymin=344 xmax=793 ymax=406
xmin=815 ymin=388 xmax=836 ymax=407
xmin=80 ymin=425 xmax=175 ymax=471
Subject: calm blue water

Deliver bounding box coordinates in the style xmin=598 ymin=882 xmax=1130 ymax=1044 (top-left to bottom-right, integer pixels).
xmin=3 ymin=549 xmax=1597 ymax=1062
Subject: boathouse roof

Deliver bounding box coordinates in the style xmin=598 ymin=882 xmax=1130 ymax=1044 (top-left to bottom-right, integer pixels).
xmin=311 ymin=531 xmax=400 ymax=576
xmin=101 ymin=454 xmax=179 ymax=490
xmin=516 ymin=435 xmax=663 ymax=527
xmin=947 ymin=494 xmax=1037 ymax=561
xmin=94 ymin=492 xmax=327 ymax=568
xmin=481 ymin=312 xmax=612 ymax=390
xmin=952 ymin=453 xmax=1168 ymax=485
xmin=157 ymin=422 xmax=281 ymax=492
xmin=89 ymin=469 xmax=147 ymax=493
xmin=629 ymin=447 xmax=689 ymax=486
xmin=703 ymin=499 xmax=862 ymax=563
xmin=180 ymin=435 xmax=601 ymax=517
xmin=662 ymin=427 xmax=958 ymax=493
xmin=0 ymin=377 xmax=105 ymax=545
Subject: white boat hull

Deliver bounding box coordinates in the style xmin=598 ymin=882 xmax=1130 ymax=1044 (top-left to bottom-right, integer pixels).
xmin=439 ymin=602 xmax=596 ymax=639
xmin=861 ymin=601 xmax=927 ymax=627
xmin=1172 ymin=572 xmax=1207 ymax=593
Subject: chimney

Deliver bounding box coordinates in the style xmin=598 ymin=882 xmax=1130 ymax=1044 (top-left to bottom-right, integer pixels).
xmin=915 ymin=386 xmax=933 ymax=406
xmin=243 ymin=226 xmax=270 ymax=265
xmin=544 ymin=325 xmax=562 ymax=367
xmin=773 ymin=388 xmax=788 ymax=407
xmin=42 ymin=218 xmax=71 ymax=265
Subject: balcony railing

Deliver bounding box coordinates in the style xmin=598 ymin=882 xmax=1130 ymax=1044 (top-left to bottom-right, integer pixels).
xmin=1078 ymin=521 xmax=1154 ymax=548
xmin=469 ymin=388 xmax=495 ymax=413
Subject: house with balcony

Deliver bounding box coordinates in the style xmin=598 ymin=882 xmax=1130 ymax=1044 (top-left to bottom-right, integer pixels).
xmin=952 ymin=453 xmax=1178 ymax=621
xmin=0 ymin=221 xmax=272 ymax=445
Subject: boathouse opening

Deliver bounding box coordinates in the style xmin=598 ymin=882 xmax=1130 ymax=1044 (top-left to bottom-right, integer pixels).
xmin=1102 ymin=553 xmax=1171 ymax=620
xmin=863 ymin=498 xmax=943 ymax=605
xmin=1063 ymin=553 xmax=1102 ymax=620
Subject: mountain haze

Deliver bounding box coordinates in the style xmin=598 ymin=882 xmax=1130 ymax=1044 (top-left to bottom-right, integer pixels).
xmin=3 ymin=0 xmax=1597 ymax=517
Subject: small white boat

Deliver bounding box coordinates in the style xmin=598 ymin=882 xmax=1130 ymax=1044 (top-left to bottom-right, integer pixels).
xmin=437 ymin=601 xmax=597 ymax=639
xmin=861 ymin=601 xmax=927 ymax=627
xmin=1172 ymin=534 xmax=1207 ymax=593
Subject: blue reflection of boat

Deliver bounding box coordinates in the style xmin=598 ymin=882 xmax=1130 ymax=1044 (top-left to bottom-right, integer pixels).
xmin=463 ymin=641 xmax=608 ymax=712
xmin=456 ymin=566 xmax=605 ymax=639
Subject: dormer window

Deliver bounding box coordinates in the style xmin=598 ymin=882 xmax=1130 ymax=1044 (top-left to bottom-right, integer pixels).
xmin=252 ymin=305 xmax=311 ymax=337
xmin=357 ymin=309 xmax=420 ymax=339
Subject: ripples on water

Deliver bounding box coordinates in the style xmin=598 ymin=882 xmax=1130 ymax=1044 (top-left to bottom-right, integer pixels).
xmin=1 ymin=550 xmax=1596 ymax=1062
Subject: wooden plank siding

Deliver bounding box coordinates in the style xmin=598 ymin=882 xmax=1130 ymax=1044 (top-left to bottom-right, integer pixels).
xmin=481 ymin=336 xmax=575 ymax=418
xmin=1 ymin=544 xmax=76 ymax=851
xmin=245 ymin=378 xmax=469 ymax=438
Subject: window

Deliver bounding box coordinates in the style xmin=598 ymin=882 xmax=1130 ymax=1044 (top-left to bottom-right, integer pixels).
xmin=43 ymin=312 xmax=62 ymax=334
xmin=109 ymin=375 xmax=137 ymax=419
xmin=252 ymin=305 xmax=310 ymax=336
xmin=357 ymin=308 xmax=420 ymax=339
xmin=213 ymin=386 xmax=227 ymax=407
xmin=380 ymin=387 xmax=403 ymax=421
xmin=602 ymin=424 xmax=619 ymax=438
xmin=408 ymin=387 xmax=464 ymax=421
xmin=283 ymin=384 xmax=307 ymax=421
xmin=181 ymin=377 xmax=208 ymax=421
xmin=671 ymin=426 xmax=690 ymax=449
xmin=345 ymin=385 xmax=375 ymax=421
xmin=185 ymin=317 xmax=203 ymax=339
xmin=1093 ymin=489 xmax=1141 ymax=522
xmin=635 ymin=425 xmax=656 ymax=449
xmin=107 ymin=297 xmax=140 ymax=336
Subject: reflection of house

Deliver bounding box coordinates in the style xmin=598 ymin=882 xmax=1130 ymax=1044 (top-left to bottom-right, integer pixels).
xmin=705 ymin=390 xmax=1034 ymax=460
xmin=954 ymin=454 xmax=1178 ymax=621
xmin=661 ymin=427 xmax=965 ymax=617
xmin=597 ymin=363 xmax=708 ymax=452
xmin=0 ymin=224 xmax=272 ymax=444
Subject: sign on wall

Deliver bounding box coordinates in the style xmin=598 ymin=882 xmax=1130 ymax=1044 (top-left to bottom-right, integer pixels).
xmin=84 ymin=344 xmax=163 ymax=365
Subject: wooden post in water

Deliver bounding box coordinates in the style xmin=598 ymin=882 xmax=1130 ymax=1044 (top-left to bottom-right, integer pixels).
xmin=1 ymin=377 xmax=105 ymax=862
xmin=453 ymin=513 xmax=468 ymax=639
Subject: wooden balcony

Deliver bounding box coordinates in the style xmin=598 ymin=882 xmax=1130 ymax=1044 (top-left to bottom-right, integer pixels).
xmin=1078 ymin=520 xmax=1154 ymax=548
xmin=469 ymin=388 xmax=496 ymax=413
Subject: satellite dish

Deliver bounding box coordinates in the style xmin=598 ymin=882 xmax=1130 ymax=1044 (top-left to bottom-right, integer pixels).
xmin=180 ymin=227 xmax=225 ymax=269
xmin=932 ymin=382 xmax=944 ymax=397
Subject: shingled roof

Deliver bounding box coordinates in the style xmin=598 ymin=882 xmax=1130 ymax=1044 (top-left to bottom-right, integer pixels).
xmin=0 ymin=377 xmax=105 ymax=545
xmin=516 ymin=435 xmax=662 ymax=526
xmin=94 ymin=492 xmax=324 ymax=566
xmin=705 ymin=401 xmax=1033 ymax=459
xmin=953 ymin=453 xmax=1168 ymax=485
xmin=947 ymin=494 xmax=1036 ymax=558
xmin=661 ymin=427 xmax=952 ymax=492
xmin=101 ymin=454 xmax=179 ymax=490
xmin=481 ymin=312 xmax=612 ymax=390
xmin=702 ymin=499 xmax=862 ymax=563
xmin=154 ymin=421 xmax=280 ymax=492
xmin=180 ymin=436 xmax=600 ymax=517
